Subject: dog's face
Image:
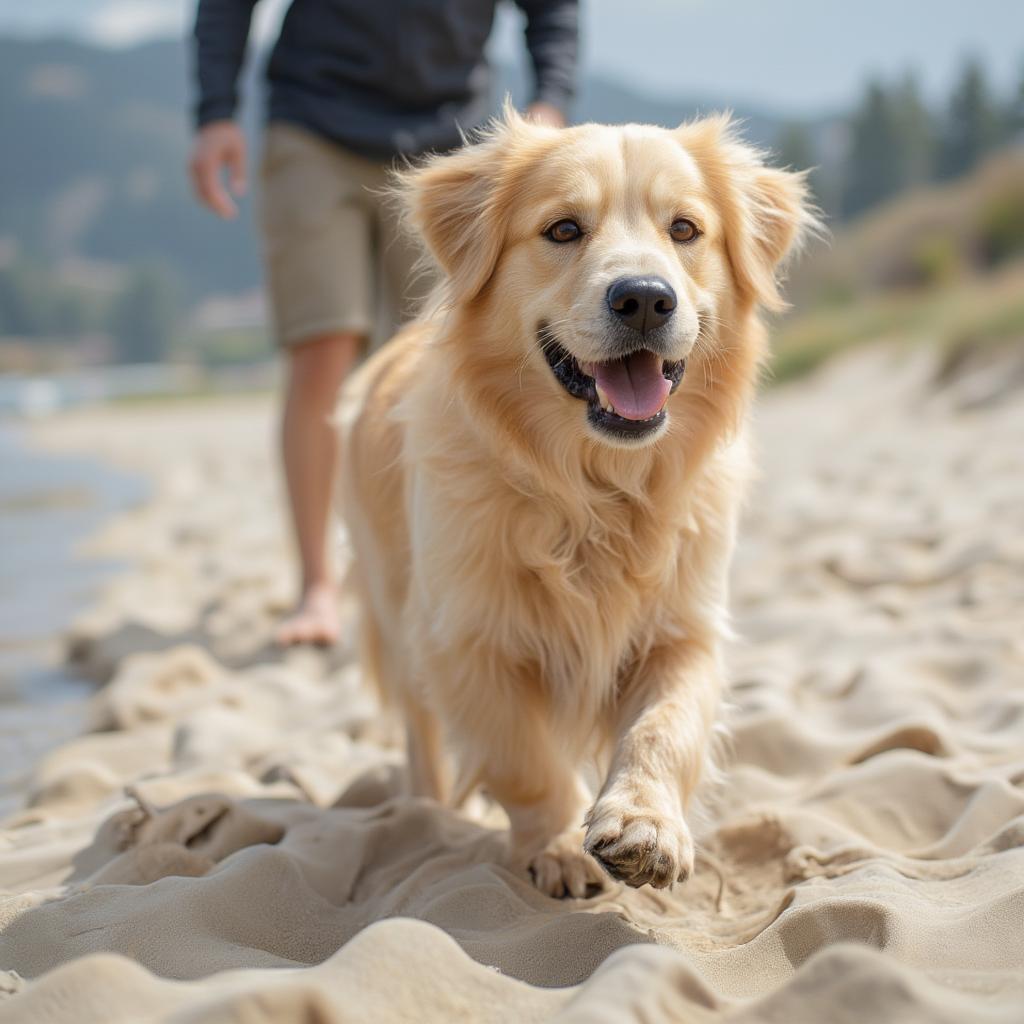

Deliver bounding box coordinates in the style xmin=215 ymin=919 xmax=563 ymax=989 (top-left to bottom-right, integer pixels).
xmin=405 ymin=113 xmax=813 ymax=449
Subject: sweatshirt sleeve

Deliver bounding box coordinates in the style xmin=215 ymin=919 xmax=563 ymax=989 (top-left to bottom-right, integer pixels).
xmin=192 ymin=0 xmax=260 ymax=127
xmin=514 ymin=0 xmax=580 ymax=117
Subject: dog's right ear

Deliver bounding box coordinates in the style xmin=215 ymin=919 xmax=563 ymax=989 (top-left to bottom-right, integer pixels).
xmin=398 ymin=111 xmax=528 ymax=305
xmin=677 ymin=115 xmax=820 ymax=312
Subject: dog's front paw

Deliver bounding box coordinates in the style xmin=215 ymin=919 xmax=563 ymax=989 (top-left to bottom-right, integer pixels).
xmin=583 ymin=802 xmax=694 ymax=889
xmin=524 ymin=830 xmax=608 ymax=899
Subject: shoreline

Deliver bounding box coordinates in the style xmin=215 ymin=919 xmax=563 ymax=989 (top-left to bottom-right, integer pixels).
xmin=22 ymin=394 xmax=337 ymax=682
xmin=0 ymin=420 xmax=147 ymax=817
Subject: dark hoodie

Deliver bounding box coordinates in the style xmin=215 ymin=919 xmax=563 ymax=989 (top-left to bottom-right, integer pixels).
xmin=193 ymin=0 xmax=579 ymax=157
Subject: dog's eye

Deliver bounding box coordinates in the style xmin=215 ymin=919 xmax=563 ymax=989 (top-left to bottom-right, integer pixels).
xmin=545 ymin=219 xmax=582 ymax=243
xmin=670 ymin=219 xmax=700 ymax=243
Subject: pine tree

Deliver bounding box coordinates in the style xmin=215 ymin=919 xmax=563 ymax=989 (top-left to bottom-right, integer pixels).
xmin=938 ymin=57 xmax=1001 ymax=180
xmin=841 ymin=80 xmax=903 ymax=218
xmin=775 ymin=122 xmax=834 ymax=217
xmin=110 ymin=267 xmax=179 ymax=364
xmin=776 ymin=122 xmax=815 ymax=172
xmin=891 ymin=72 xmax=934 ymax=187
xmin=1007 ymin=57 xmax=1024 ymax=140
xmin=0 ymin=260 xmax=50 ymax=337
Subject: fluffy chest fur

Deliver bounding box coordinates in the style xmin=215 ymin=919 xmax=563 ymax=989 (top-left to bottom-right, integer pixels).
xmin=402 ymin=379 xmax=740 ymax=725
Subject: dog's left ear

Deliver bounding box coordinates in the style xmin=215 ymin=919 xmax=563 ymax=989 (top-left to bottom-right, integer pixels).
xmin=734 ymin=165 xmax=812 ymax=310
xmin=398 ymin=110 xmax=531 ymax=305
xmin=682 ymin=116 xmax=819 ymax=311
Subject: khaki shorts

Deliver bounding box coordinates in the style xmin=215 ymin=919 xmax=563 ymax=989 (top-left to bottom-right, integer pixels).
xmin=258 ymin=121 xmax=426 ymax=350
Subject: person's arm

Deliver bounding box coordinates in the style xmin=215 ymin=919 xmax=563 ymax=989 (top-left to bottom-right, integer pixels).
xmin=189 ymin=0 xmax=259 ymax=218
xmin=514 ymin=0 xmax=579 ymax=127
xmin=194 ymin=0 xmax=259 ymax=127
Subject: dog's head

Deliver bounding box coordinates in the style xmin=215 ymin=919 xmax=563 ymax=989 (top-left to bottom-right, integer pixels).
xmin=402 ymin=110 xmax=816 ymax=450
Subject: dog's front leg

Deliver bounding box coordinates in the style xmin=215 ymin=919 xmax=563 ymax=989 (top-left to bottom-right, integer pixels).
xmin=584 ymin=643 xmax=721 ymax=889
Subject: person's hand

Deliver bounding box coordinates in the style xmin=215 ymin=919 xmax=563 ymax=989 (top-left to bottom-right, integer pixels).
xmin=188 ymin=120 xmax=247 ymax=219
xmin=525 ymin=102 xmax=566 ymax=128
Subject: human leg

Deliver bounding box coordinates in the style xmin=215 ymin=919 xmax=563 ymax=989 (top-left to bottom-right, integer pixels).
xmin=259 ymin=123 xmax=376 ymax=644
xmin=276 ymin=331 xmax=362 ymax=645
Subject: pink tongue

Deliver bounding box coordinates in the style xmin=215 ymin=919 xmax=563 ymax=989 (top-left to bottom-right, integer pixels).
xmin=591 ymin=350 xmax=671 ymax=420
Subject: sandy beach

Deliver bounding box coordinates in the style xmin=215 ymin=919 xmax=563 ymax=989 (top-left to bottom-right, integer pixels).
xmin=0 ymin=338 xmax=1021 ymax=1022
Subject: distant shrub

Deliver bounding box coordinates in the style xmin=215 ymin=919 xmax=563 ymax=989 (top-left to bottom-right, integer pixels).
xmin=939 ymin=300 xmax=1024 ymax=378
xmin=977 ymin=192 xmax=1024 ymax=266
xmin=198 ymin=329 xmax=272 ymax=368
xmin=814 ymin=278 xmax=857 ymax=309
xmin=909 ymin=233 xmax=961 ymax=286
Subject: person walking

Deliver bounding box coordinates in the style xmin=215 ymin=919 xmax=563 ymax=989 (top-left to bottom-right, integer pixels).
xmin=188 ymin=0 xmax=579 ymax=645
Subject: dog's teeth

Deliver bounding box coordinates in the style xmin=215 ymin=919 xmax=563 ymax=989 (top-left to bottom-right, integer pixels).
xmin=595 ymin=384 xmax=616 ymax=415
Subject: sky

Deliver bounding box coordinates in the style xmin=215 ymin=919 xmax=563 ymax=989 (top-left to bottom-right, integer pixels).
xmin=2 ymin=0 xmax=1022 ymax=115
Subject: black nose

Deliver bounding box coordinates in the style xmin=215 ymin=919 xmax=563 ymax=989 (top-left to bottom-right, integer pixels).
xmin=606 ymin=276 xmax=677 ymax=335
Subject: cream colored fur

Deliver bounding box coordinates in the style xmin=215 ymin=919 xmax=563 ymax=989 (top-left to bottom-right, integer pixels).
xmin=338 ymin=111 xmax=814 ymax=896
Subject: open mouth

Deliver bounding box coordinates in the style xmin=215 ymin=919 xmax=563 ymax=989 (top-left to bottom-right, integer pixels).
xmin=539 ymin=327 xmax=685 ymax=439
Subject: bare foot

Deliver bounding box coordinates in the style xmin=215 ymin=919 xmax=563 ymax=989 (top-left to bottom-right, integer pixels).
xmin=275 ymin=582 xmax=340 ymax=647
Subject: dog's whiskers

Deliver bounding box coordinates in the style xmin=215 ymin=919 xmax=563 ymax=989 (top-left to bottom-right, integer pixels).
xmin=690 ymin=311 xmax=732 ymax=391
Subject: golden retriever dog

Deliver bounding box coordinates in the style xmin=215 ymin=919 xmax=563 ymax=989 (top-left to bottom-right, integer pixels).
xmin=338 ymin=109 xmax=813 ymax=897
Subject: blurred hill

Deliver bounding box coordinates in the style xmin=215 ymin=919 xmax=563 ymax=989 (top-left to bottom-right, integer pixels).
xmin=775 ymin=148 xmax=1024 ymax=382
xmin=0 ymin=36 xmax=261 ymax=302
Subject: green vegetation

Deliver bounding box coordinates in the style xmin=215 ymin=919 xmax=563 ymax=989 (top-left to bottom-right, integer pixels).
xmin=195 ymin=328 xmax=273 ymax=368
xmin=0 ymin=258 xmax=106 ymax=339
xmin=978 ymin=193 xmax=1024 ymax=265
xmin=110 ymin=267 xmax=180 ymax=364
xmin=772 ymin=267 xmax=1024 ymax=383
xmin=0 ymin=257 xmax=185 ymax=363
xmin=0 ymin=257 xmax=274 ymax=368
xmin=938 ymin=59 xmax=1006 ymax=182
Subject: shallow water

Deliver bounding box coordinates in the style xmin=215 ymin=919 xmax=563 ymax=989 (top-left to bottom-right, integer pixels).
xmin=0 ymin=420 xmax=146 ymax=816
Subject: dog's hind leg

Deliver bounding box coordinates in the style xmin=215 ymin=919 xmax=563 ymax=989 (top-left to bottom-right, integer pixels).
xmin=584 ymin=642 xmax=721 ymax=889
xmin=450 ymin=692 xmax=605 ymax=899
xmin=355 ymin=593 xmax=449 ymax=803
